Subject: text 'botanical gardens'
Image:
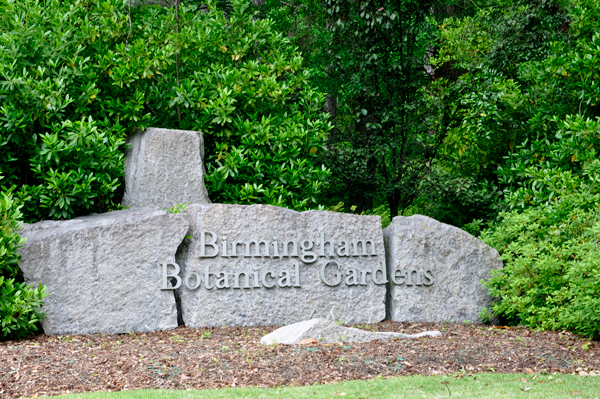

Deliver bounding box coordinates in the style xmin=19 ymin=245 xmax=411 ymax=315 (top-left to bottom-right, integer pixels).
xmin=162 ymin=231 xmax=433 ymax=291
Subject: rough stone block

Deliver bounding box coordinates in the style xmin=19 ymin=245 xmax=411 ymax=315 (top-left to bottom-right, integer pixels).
xmin=384 ymin=215 xmax=502 ymax=323
xmin=122 ymin=128 xmax=211 ymax=209
xmin=18 ymin=208 xmax=189 ymax=335
xmin=260 ymin=318 xmax=442 ymax=344
xmin=173 ymin=204 xmax=387 ymax=327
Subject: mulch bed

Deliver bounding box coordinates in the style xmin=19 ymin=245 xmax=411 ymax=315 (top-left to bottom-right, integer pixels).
xmin=1 ymin=321 xmax=599 ymax=397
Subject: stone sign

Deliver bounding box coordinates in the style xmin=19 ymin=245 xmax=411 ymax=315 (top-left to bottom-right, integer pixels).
xmin=17 ymin=133 xmax=504 ymax=336
xmin=14 ymin=128 xmax=505 ymax=336
xmin=18 ymin=208 xmax=188 ymax=335
xmin=121 ymin=128 xmax=211 ymax=209
xmin=384 ymin=215 xmax=502 ymax=323
xmin=16 ymin=204 xmax=504 ymax=335
xmin=170 ymin=204 xmax=388 ymax=327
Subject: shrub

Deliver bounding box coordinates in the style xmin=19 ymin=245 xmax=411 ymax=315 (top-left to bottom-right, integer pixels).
xmin=0 ymin=183 xmax=46 ymax=340
xmin=21 ymin=118 xmax=125 ymax=220
xmin=0 ymin=0 xmax=330 ymax=221
xmin=482 ymin=160 xmax=600 ymax=338
xmin=0 ymin=0 xmax=129 ymax=221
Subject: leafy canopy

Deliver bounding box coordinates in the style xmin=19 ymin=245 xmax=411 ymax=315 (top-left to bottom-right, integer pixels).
xmin=0 ymin=0 xmax=331 ymax=221
xmin=431 ymin=0 xmax=600 ymax=337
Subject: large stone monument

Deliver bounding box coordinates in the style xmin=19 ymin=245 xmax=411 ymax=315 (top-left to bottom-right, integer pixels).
xmin=171 ymin=204 xmax=388 ymax=327
xmin=384 ymin=215 xmax=502 ymax=323
xmin=15 ymin=128 xmax=504 ymax=335
xmin=121 ymin=128 xmax=211 ymax=209
xmin=18 ymin=208 xmax=188 ymax=335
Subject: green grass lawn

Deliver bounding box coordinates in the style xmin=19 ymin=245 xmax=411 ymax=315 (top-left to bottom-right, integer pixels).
xmin=56 ymin=373 xmax=599 ymax=399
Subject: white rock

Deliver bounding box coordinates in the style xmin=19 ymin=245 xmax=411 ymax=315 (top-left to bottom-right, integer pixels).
xmin=260 ymin=318 xmax=442 ymax=344
xmin=384 ymin=215 xmax=502 ymax=323
xmin=175 ymin=204 xmax=388 ymax=327
xmin=18 ymin=208 xmax=189 ymax=335
xmin=122 ymin=128 xmax=211 ymax=209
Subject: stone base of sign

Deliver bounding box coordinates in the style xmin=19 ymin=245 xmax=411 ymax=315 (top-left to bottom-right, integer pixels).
xmin=18 ymin=208 xmax=189 ymax=335
xmin=260 ymin=318 xmax=442 ymax=344
xmin=121 ymin=128 xmax=211 ymax=209
xmin=174 ymin=204 xmax=388 ymax=328
xmin=384 ymin=215 xmax=502 ymax=323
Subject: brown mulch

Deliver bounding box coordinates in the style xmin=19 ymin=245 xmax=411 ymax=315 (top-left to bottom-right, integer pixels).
xmin=1 ymin=321 xmax=599 ymax=397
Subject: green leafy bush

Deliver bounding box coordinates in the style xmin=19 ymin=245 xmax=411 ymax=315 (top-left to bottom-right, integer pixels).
xmin=0 ymin=0 xmax=129 ymax=221
xmin=23 ymin=118 xmax=125 ymax=220
xmin=0 ymin=0 xmax=330 ymax=221
xmin=482 ymin=160 xmax=600 ymax=338
xmin=420 ymin=0 xmax=600 ymax=337
xmin=0 ymin=184 xmax=46 ymax=340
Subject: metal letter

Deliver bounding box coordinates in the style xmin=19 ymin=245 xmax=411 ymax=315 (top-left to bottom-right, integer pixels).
xmin=278 ymin=270 xmax=292 ymax=287
xmin=360 ymin=269 xmax=371 ymax=285
xmin=252 ymin=269 xmax=260 ymax=288
xmin=205 ymin=265 xmax=214 ymax=289
xmin=199 ymin=231 xmax=219 ymax=257
xmin=336 ymin=240 xmax=350 ymax=257
xmin=423 ymin=269 xmax=434 ymax=286
xmin=215 ymin=271 xmax=230 ymax=289
xmin=345 ymin=268 xmax=359 ymax=286
xmin=372 ymin=262 xmax=388 ymax=285
xmin=184 ymin=271 xmax=201 ymax=290
xmin=261 ymin=270 xmax=276 ymax=288
xmin=351 ymin=239 xmax=377 ymax=256
xmin=272 ymin=237 xmax=280 ymax=258
xmin=406 ymin=269 xmax=422 ymax=286
xmin=320 ymin=261 xmax=342 ymax=286
xmin=245 ymin=240 xmax=271 ymax=257
xmin=392 ymin=269 xmax=406 ymax=285
xmin=161 ymin=263 xmax=182 ymax=290
xmin=221 ymin=236 xmax=228 ymax=257
xmin=231 ymin=240 xmax=243 ymax=257
xmin=300 ymin=239 xmax=317 ymax=263
xmin=233 ymin=271 xmax=251 ymax=289
xmin=293 ymin=262 xmax=301 ymax=287
xmin=319 ymin=232 xmax=335 ymax=257
xmin=282 ymin=239 xmax=298 ymax=257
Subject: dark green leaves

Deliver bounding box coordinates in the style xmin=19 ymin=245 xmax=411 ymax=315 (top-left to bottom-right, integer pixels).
xmin=0 ymin=0 xmax=332 ymax=219
xmin=0 ymin=185 xmax=47 ymax=341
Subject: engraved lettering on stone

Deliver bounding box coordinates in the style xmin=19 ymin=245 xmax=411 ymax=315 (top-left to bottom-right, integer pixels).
xmin=423 ymin=269 xmax=434 ymax=286
xmin=184 ymin=271 xmax=201 ymax=290
xmin=161 ymin=263 xmax=182 ymax=290
xmin=233 ymin=271 xmax=251 ymax=289
xmin=261 ymin=270 xmax=276 ymax=288
xmin=391 ymin=268 xmax=435 ymax=286
xmin=320 ymin=261 xmax=342 ymax=286
xmin=176 ymin=204 xmax=388 ymax=327
xmin=372 ymin=263 xmax=388 ymax=285
xmin=200 ymin=231 xmax=219 ymax=257
xmin=351 ymin=239 xmax=377 ymax=256
xmin=245 ymin=240 xmax=270 ymax=257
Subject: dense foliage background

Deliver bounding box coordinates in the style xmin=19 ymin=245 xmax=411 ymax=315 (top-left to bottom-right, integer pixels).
xmin=0 ymin=182 xmax=46 ymax=340
xmin=0 ymin=0 xmax=332 ymax=339
xmin=257 ymin=0 xmax=600 ymax=337
xmin=1 ymin=0 xmax=599 ymax=338
xmin=0 ymin=0 xmax=331 ymax=223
